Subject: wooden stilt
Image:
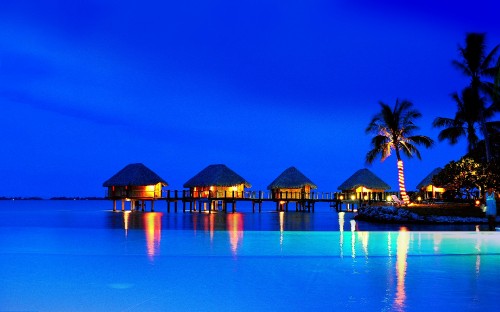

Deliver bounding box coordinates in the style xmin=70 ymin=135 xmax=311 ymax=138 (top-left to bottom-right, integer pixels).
xmin=113 ymin=200 xmax=116 ymax=212
xmin=121 ymin=199 xmax=125 ymax=211
xmin=151 ymin=200 xmax=155 ymax=212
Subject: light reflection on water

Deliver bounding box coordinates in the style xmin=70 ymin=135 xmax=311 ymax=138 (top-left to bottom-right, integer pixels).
xmin=1 ymin=201 xmax=500 ymax=311
xmin=394 ymin=228 xmax=409 ymax=311
xmin=112 ymin=210 xmax=485 ymax=312
xmin=144 ymin=213 xmax=162 ymax=260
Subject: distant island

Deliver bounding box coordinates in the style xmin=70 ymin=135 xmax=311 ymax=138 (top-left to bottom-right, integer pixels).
xmin=0 ymin=196 xmax=105 ymax=200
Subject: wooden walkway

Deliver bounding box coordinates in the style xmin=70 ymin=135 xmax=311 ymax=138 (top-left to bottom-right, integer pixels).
xmin=109 ymin=190 xmax=396 ymax=213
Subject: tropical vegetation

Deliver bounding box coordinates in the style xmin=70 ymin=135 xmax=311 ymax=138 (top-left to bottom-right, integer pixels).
xmin=435 ymin=33 xmax=500 ymax=162
xmin=365 ymin=99 xmax=434 ymax=204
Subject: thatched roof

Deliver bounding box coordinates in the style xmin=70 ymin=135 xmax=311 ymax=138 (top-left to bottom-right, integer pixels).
xmin=337 ymin=168 xmax=390 ymax=191
xmin=267 ymin=166 xmax=317 ymax=190
xmin=416 ymin=167 xmax=442 ymax=190
xmin=103 ymin=163 xmax=168 ymax=187
xmin=183 ymin=164 xmax=251 ymax=188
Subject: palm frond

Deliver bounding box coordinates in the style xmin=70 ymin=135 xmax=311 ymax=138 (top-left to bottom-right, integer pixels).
xmin=433 ymin=117 xmax=456 ymax=128
xmin=408 ymin=135 xmax=435 ymax=148
xmin=366 ymin=98 xmax=431 ymax=163
xmin=481 ymin=44 xmax=500 ymax=74
xmin=437 ymin=127 xmax=465 ymax=144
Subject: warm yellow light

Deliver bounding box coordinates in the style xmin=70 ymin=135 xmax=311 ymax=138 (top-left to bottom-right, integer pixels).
xmin=339 ymin=195 xmax=344 ymax=200
xmin=417 ymin=196 xmax=422 ymax=202
xmin=144 ymin=213 xmax=162 ymax=261
xmin=350 ymin=194 xmax=356 ymax=201
xmin=475 ymin=200 xmax=481 ymax=206
xmin=387 ymin=196 xmax=392 ymax=201
xmin=363 ymin=195 xmax=368 ymax=200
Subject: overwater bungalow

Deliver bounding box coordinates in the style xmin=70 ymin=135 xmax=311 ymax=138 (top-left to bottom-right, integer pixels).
xmin=183 ymin=164 xmax=251 ymax=198
xmin=103 ymin=163 xmax=168 ymax=211
xmin=268 ymin=166 xmax=317 ymax=211
xmin=338 ymin=168 xmax=391 ymax=201
xmin=268 ymin=166 xmax=317 ymax=200
xmin=416 ymin=167 xmax=445 ymax=200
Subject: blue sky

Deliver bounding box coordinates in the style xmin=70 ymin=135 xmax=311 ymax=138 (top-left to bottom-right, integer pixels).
xmin=1 ymin=0 xmax=499 ymax=197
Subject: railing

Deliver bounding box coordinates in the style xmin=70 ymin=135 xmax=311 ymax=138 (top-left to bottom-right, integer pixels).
xmin=106 ymin=190 xmax=162 ymax=199
xmin=161 ymin=190 xmax=342 ymax=201
xmin=106 ymin=189 xmax=401 ymax=203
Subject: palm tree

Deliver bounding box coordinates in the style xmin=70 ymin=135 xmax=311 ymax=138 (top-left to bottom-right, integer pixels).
xmin=433 ymin=87 xmax=482 ymax=153
xmin=453 ymin=33 xmax=500 ymax=162
xmin=366 ymin=99 xmax=434 ymax=204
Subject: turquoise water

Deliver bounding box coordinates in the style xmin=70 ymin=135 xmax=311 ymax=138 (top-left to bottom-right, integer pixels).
xmin=1 ymin=200 xmax=499 ymax=311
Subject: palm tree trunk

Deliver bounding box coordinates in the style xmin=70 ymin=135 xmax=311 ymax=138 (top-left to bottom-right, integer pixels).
xmin=480 ymin=117 xmax=492 ymax=163
xmin=397 ymin=160 xmax=410 ymax=204
xmin=478 ymin=93 xmax=491 ymax=162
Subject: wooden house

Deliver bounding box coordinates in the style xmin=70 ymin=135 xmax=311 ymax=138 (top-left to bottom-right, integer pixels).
xmin=416 ymin=167 xmax=445 ymax=200
xmin=103 ymin=163 xmax=167 ymax=211
xmin=183 ymin=164 xmax=251 ymax=198
xmin=267 ymin=166 xmax=317 ymax=200
xmin=337 ymin=168 xmax=391 ymax=201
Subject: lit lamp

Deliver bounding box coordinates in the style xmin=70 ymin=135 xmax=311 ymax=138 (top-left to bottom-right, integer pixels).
xmin=363 ymin=195 xmax=368 ymax=201
xmin=475 ymin=200 xmax=481 ymax=206
xmin=339 ymin=195 xmax=344 ymax=201
xmin=417 ymin=196 xmax=422 ymax=202
xmin=350 ymin=194 xmax=356 ymax=201
xmin=387 ymin=195 xmax=392 ymax=202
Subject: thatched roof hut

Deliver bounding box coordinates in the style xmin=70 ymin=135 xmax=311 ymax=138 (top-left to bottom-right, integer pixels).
xmin=183 ymin=164 xmax=251 ymax=197
xmin=103 ymin=163 xmax=167 ymax=200
xmin=338 ymin=168 xmax=390 ymax=191
xmin=267 ymin=166 xmax=317 ymax=190
xmin=416 ymin=167 xmax=445 ymax=199
xmin=338 ymin=168 xmax=390 ymax=200
xmin=267 ymin=167 xmax=317 ymax=200
xmin=416 ymin=167 xmax=442 ymax=190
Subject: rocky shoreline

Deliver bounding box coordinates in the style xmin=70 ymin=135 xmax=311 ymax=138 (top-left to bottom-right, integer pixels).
xmin=355 ymin=206 xmax=495 ymax=224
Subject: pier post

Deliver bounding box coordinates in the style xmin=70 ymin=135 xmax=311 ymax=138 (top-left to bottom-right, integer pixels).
xmin=151 ymin=200 xmax=155 ymax=212
xmin=121 ymin=199 xmax=125 ymax=211
xmin=174 ymin=190 xmax=178 ymax=213
xmin=113 ymin=200 xmax=116 ymax=212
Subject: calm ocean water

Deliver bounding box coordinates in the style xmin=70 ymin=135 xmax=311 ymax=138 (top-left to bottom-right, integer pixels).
xmin=1 ymin=200 xmax=499 ymax=311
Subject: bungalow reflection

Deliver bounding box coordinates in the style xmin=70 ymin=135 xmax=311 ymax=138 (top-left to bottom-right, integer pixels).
xmin=144 ymin=213 xmax=162 ymax=260
xmin=337 ymin=213 xmax=370 ymax=259
xmin=191 ymin=213 xmax=244 ymax=254
xmin=227 ymin=213 xmax=244 ymax=255
xmin=108 ymin=212 xmax=163 ymax=260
